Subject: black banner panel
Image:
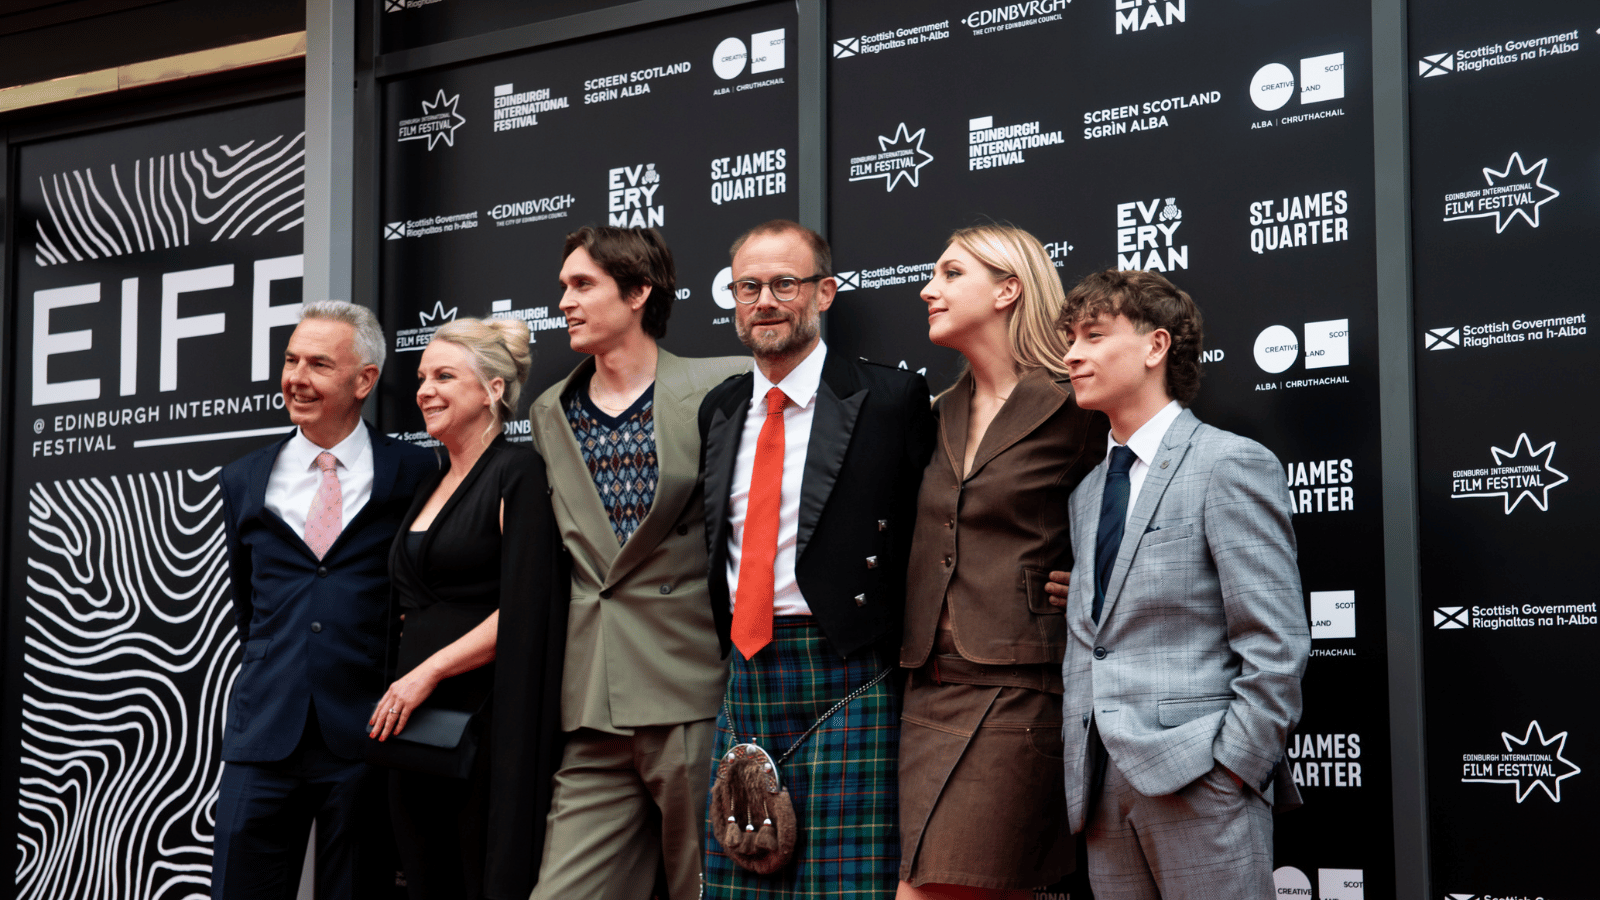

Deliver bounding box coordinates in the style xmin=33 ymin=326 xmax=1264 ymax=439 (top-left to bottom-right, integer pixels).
xmin=379 ymin=0 xmax=638 ymax=53
xmin=1410 ymin=2 xmax=1599 ymax=897
xmin=379 ymin=1 xmax=798 ymax=442
xmin=828 ymin=2 xmax=1389 ymax=896
xmin=9 ymin=96 xmax=305 ymax=898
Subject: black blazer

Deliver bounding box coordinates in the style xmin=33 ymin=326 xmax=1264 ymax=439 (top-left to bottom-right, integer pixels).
xmin=386 ymin=436 xmax=568 ymax=900
xmin=219 ymin=423 xmax=435 ymax=762
xmin=700 ymin=352 xmax=936 ymax=659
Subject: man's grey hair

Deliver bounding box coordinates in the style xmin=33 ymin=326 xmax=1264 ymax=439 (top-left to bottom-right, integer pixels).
xmin=299 ymin=300 xmax=387 ymax=373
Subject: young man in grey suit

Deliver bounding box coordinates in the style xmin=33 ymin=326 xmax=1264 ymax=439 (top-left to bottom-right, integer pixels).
xmin=527 ymin=226 xmax=747 ymax=900
xmin=1053 ymin=269 xmax=1309 ymax=899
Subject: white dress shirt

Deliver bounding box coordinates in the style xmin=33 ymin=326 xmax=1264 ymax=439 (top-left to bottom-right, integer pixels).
xmin=725 ymin=341 xmax=828 ymax=617
xmin=265 ymin=423 xmax=375 ymax=537
xmin=1108 ymin=399 xmax=1183 ymax=524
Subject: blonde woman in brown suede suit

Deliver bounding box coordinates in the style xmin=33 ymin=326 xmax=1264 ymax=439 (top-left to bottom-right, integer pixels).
xmin=897 ymin=225 xmax=1108 ymax=900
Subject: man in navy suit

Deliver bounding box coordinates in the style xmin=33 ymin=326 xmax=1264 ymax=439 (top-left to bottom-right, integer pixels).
xmin=212 ymin=300 xmax=434 ymax=900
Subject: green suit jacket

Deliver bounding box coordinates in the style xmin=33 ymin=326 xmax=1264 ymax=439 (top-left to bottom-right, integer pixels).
xmin=530 ymin=349 xmax=749 ymax=732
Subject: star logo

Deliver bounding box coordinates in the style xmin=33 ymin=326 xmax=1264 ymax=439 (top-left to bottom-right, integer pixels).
xmin=1450 ymin=433 xmax=1568 ymax=513
xmin=398 ymin=90 xmax=467 ymax=151
xmin=1461 ymin=721 xmax=1581 ymax=803
xmin=1443 ymin=152 xmax=1560 ymax=232
xmin=834 ymin=270 xmax=858 ymax=291
xmin=1418 ymin=53 xmax=1453 ymax=77
xmin=1424 ymin=326 xmax=1459 ymax=350
xmin=418 ymin=300 xmax=458 ymax=327
xmin=848 ymin=123 xmax=934 ymax=192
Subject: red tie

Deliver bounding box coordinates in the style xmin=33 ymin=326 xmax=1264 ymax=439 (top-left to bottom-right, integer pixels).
xmin=732 ymin=388 xmax=787 ymax=659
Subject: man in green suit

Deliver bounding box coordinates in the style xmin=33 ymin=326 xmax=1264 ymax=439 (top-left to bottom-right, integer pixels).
xmin=528 ymin=226 xmax=747 ymax=900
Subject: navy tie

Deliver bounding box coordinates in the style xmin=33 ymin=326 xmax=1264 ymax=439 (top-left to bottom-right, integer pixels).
xmin=1093 ymin=446 xmax=1138 ymax=624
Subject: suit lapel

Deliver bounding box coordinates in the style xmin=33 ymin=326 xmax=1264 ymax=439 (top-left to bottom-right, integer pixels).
xmin=702 ymin=376 xmax=753 ymax=560
xmin=324 ymin=423 xmax=402 ymax=561
xmin=1096 ymin=410 xmax=1200 ymax=628
xmin=1073 ymin=460 xmax=1106 ymax=630
xmin=936 ymin=373 xmax=972 ymax=483
xmin=797 ymin=353 xmax=863 ymax=560
xmin=609 ymin=350 xmax=697 ymax=584
xmin=248 ymin=431 xmax=317 ymax=558
xmin=963 ymin=368 xmax=1070 ymax=481
xmin=535 ymin=360 xmax=621 ymax=574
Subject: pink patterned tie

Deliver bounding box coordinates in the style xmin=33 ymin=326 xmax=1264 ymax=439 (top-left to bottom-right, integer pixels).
xmin=304 ymin=451 xmax=342 ymax=559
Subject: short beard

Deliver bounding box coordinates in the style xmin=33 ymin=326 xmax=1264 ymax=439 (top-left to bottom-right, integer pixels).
xmin=736 ymin=308 xmax=819 ymax=361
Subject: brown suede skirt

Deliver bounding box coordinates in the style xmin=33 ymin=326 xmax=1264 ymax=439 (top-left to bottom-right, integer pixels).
xmin=898 ymin=630 xmax=1075 ymax=889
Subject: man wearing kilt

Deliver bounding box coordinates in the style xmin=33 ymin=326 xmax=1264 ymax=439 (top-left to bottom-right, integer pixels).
xmin=700 ymin=220 xmax=936 ymax=898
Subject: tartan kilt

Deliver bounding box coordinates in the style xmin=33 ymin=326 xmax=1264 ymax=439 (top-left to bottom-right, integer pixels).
xmin=704 ymin=617 xmax=901 ymax=900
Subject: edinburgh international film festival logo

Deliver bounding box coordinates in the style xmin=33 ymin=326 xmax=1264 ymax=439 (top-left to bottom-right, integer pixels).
xmin=1442 ymin=152 xmax=1560 ymax=233
xmin=847 ymin=123 xmax=934 ymax=192
xmin=1448 ymin=433 xmax=1568 ymax=514
xmin=1461 ymin=720 xmax=1580 ymax=803
xmin=396 ymin=90 xmax=465 ymax=150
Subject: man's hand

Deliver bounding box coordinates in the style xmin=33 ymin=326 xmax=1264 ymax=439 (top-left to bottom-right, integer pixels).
xmin=1046 ymin=570 xmax=1071 ymax=608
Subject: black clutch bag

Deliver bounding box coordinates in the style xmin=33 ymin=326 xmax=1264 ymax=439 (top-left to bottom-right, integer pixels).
xmin=365 ymin=703 xmax=479 ymax=779
xmin=365 ymin=599 xmax=495 ymax=779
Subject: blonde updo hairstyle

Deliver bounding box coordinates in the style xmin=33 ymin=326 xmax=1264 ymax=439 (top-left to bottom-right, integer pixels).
xmin=946 ymin=224 xmax=1072 ymax=377
xmin=428 ymin=316 xmax=532 ymax=426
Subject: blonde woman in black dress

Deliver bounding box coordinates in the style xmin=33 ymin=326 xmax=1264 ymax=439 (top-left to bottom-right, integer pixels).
xmin=368 ymin=317 xmax=563 ymax=899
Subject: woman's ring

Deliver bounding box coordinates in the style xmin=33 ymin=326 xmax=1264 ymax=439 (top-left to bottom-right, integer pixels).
xmin=389 ymin=708 xmax=399 ymax=714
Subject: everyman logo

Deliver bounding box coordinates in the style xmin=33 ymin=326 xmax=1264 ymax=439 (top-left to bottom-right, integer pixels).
xmin=1116 ymin=0 xmax=1185 ymax=34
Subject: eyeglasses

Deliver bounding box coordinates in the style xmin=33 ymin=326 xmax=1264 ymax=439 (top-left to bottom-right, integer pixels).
xmin=726 ymin=274 xmax=825 ymax=304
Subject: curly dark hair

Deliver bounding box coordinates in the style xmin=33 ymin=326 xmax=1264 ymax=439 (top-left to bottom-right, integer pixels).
xmin=562 ymin=225 xmax=676 ymax=338
xmin=1059 ymin=269 xmax=1204 ymax=404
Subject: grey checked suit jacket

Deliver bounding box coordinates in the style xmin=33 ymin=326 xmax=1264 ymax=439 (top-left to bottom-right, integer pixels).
xmin=1061 ymin=408 xmax=1309 ymax=832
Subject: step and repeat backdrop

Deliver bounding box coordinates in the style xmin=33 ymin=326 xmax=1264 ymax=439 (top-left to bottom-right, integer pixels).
xmin=5 ymin=0 xmax=1597 ymax=897
xmin=377 ymin=0 xmax=797 ymax=438
xmin=827 ymin=1 xmax=1388 ymax=897
xmin=1410 ymin=1 xmax=1598 ymax=898
xmin=8 ymin=96 xmax=306 ymax=899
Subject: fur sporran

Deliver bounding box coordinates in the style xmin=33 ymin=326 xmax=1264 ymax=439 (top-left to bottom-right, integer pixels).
xmin=709 ymin=742 xmax=798 ymax=874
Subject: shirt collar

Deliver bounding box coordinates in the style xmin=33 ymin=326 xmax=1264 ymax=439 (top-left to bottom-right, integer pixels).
xmin=752 ymin=341 xmax=828 ymax=411
xmin=1108 ymin=399 xmax=1183 ymax=467
xmin=288 ymin=421 xmax=372 ymax=472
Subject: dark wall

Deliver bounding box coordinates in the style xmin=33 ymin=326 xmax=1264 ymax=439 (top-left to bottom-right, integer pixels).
xmin=0 ymin=0 xmax=305 ymax=89
xmin=378 ymin=0 xmax=640 ymax=53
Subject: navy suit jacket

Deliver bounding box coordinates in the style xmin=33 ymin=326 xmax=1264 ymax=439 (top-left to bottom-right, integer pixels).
xmin=219 ymin=423 xmax=435 ymax=762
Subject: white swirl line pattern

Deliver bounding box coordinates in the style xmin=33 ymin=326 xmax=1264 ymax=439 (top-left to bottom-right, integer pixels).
xmin=17 ymin=469 xmax=235 ymax=900
xmin=33 ymin=133 xmax=306 ymax=268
